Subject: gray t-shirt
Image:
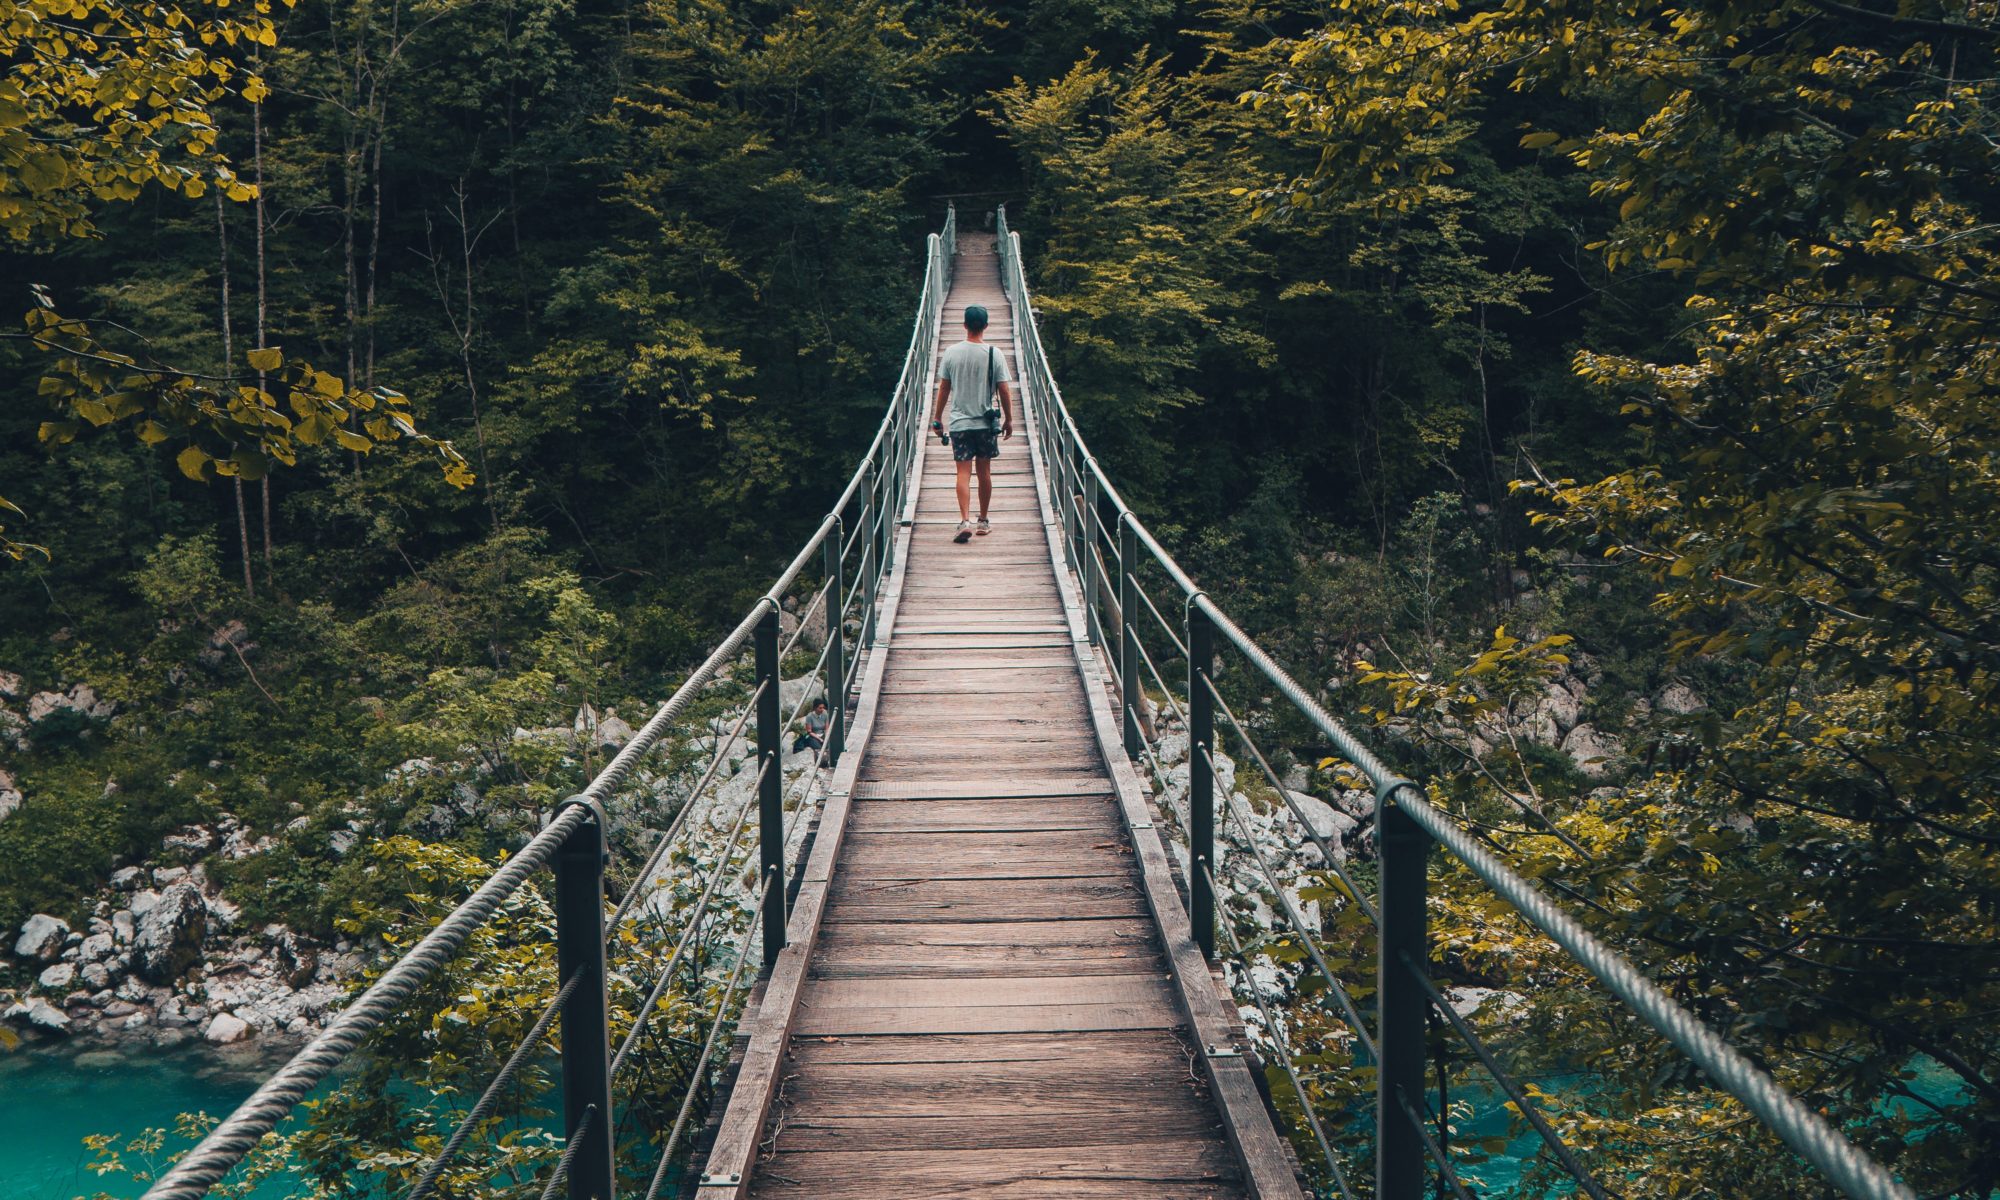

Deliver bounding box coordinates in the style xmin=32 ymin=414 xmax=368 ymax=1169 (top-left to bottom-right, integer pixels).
xmin=938 ymin=339 xmax=1013 ymax=433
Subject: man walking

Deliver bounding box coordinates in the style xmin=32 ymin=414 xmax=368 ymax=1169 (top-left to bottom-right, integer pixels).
xmin=929 ymin=304 xmax=1015 ymax=543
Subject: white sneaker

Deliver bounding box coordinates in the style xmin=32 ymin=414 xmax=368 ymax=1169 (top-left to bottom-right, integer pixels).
xmin=975 ymin=517 xmax=991 ymax=536
xmin=953 ymin=520 xmax=973 ymax=544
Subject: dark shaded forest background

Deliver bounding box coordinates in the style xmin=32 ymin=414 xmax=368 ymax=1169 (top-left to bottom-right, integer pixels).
xmin=7 ymin=0 xmax=2000 ymax=1194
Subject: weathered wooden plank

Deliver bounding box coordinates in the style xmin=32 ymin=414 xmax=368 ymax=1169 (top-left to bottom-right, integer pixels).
xmin=813 ymin=920 xmax=1164 ymax=978
xmin=850 ymin=777 xmax=1113 ymax=799
xmin=822 ymin=875 xmax=1147 ymax=922
xmin=845 ymin=798 xmax=1119 ymax=833
xmin=745 ymin=1143 xmax=1242 ymax=1200
xmin=806 ymin=972 xmax=1169 ymax=1011
xmin=758 ymin=1105 xmax=1226 ymax=1153
xmin=792 ymin=999 xmax=1177 ymax=1037
xmin=782 ymin=1027 xmax=1191 ymax=1066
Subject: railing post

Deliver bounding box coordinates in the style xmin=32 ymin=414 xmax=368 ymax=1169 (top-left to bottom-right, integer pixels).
xmin=882 ymin=418 xmax=901 ymax=575
xmin=1188 ymin=603 xmax=1216 ymax=960
xmin=860 ymin=463 xmax=879 ymax=648
xmin=823 ymin=520 xmax=846 ymax=764
xmin=1378 ymin=786 xmax=1431 ymax=1200
xmin=553 ymin=797 xmax=614 ymax=1200
xmin=1063 ymin=443 xmax=1083 ymax=579
xmin=755 ymin=606 xmax=787 ymax=967
xmin=1119 ymin=516 xmax=1142 ymax=758
xmin=1083 ymin=471 xmax=1101 ymax=646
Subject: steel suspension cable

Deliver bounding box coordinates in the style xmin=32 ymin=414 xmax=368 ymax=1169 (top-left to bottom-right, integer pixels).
xmin=612 ymin=754 xmax=772 ymax=1077
xmin=778 ymin=577 xmax=834 ymax=661
xmin=1202 ymin=677 xmax=1379 ymax=926
xmin=639 ymin=873 xmax=773 ymax=1200
xmin=1201 ymin=744 xmax=1376 ymax=1060
xmin=1196 ymin=861 xmax=1357 ymax=1200
xmin=1396 ymin=951 xmax=1612 ymax=1200
xmin=1126 ymin=569 xmax=1191 ymax=661
xmin=141 ymin=800 xmax=593 ymax=1200
xmin=607 ymin=680 xmax=768 ymax=938
xmin=407 ymin=966 xmax=588 ymax=1200
xmin=1393 ymin=1085 xmax=1476 ymax=1200
xmin=536 ymin=1103 xmax=599 ymax=1200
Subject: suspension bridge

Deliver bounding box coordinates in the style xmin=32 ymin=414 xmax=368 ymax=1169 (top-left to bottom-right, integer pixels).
xmin=141 ymin=212 xmax=1918 ymax=1200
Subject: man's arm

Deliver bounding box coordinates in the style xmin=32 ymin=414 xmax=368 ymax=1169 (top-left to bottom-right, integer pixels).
xmin=931 ymin=377 xmax=952 ymax=437
xmin=999 ymin=379 xmax=1015 ymax=437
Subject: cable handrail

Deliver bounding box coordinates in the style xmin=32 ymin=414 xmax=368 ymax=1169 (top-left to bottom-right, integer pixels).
xmin=995 ymin=203 xmax=1915 ymax=1200
xmin=142 ymin=204 xmax=957 ymax=1200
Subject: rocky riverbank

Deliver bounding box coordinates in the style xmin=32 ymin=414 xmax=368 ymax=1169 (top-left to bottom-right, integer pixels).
xmin=1 ymin=616 xmax=833 ymax=1053
xmin=4 ymin=856 xmax=357 ymax=1048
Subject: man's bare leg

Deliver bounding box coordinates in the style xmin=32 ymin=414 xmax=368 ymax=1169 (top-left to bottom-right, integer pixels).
xmin=955 ymin=458 xmax=973 ymax=522
xmin=976 ymin=457 xmax=994 ymax=520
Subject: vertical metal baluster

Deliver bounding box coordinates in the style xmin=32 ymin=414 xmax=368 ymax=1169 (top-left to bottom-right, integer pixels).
xmin=553 ymin=796 xmax=614 ymax=1200
xmin=1188 ymin=604 xmax=1216 ymax=960
xmin=823 ymin=518 xmax=846 ymax=763
xmin=860 ymin=463 xmax=878 ymax=648
xmin=1120 ymin=516 xmax=1142 ymax=758
xmin=1084 ymin=471 xmax=1101 ymax=645
xmin=1378 ymin=788 xmax=1431 ymax=1200
xmin=755 ymin=608 xmax=787 ymax=964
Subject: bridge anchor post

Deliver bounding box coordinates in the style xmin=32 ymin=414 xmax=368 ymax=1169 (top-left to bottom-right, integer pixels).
xmin=1377 ymin=787 xmax=1430 ymax=1200
xmin=553 ymin=796 xmax=615 ymax=1200
xmin=1119 ymin=516 xmax=1142 ymax=759
xmin=824 ymin=519 xmax=846 ymax=764
xmin=756 ymin=606 xmax=787 ymax=967
xmin=1187 ymin=602 xmax=1215 ymax=960
xmin=860 ymin=463 xmax=879 ymax=648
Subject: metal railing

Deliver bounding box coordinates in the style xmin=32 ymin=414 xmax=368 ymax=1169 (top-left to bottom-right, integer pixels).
xmin=142 ymin=206 xmax=957 ymax=1200
xmin=992 ymin=205 xmax=1915 ymax=1200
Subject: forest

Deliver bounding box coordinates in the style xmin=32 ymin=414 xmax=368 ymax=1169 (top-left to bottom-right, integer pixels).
xmin=3 ymin=0 xmax=1998 ymax=1196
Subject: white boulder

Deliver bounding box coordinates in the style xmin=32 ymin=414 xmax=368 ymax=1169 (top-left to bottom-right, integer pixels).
xmin=15 ymin=914 xmax=69 ymax=961
xmin=133 ymin=883 xmax=208 ymax=982
xmin=4 ymin=997 xmax=71 ymax=1033
xmin=1561 ymin=723 xmax=1622 ymax=779
xmin=204 ymin=1012 xmax=251 ymax=1044
xmin=1657 ymin=681 xmax=1706 ymax=716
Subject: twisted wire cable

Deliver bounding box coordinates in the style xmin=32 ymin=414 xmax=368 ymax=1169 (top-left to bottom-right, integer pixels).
xmin=1201 ymin=744 xmax=1376 ymax=1060
xmin=1126 ymin=568 xmax=1190 ymax=660
xmin=612 ymin=755 xmax=771 ymax=1077
xmin=1203 ymin=677 xmax=1378 ymax=925
xmin=1001 ymin=218 xmax=1913 ymax=1200
xmin=1127 ymin=610 xmax=1189 ymax=729
xmin=1393 ymin=1085 xmax=1475 ymax=1200
xmin=1390 ymin=781 xmax=1915 ymax=1200
xmin=778 ymin=577 xmax=834 ymax=661
xmin=535 ymin=1103 xmax=599 ymax=1200
xmin=1396 ymin=950 xmax=1612 ymax=1200
xmin=607 ymin=680 xmax=767 ymax=938
xmin=1198 ymin=862 xmax=1357 ymax=1200
xmin=640 ymin=873 xmax=772 ymax=1200
xmin=407 ymin=966 xmax=587 ymax=1200
xmin=141 ymin=801 xmax=594 ymax=1200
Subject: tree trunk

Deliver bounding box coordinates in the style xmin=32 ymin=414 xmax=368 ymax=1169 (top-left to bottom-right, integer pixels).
xmin=253 ymin=69 xmax=274 ymax=582
xmin=217 ymin=190 xmax=254 ymax=599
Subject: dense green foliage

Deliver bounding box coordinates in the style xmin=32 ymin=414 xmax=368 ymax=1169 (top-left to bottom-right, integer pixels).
xmin=7 ymin=0 xmax=2000 ymax=1196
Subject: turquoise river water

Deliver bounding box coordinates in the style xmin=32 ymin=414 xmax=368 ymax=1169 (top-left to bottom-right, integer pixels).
xmin=1 ymin=1044 xmax=291 ymax=1200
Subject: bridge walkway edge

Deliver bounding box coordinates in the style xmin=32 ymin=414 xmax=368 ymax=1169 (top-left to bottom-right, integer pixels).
xmin=692 ymin=234 xmax=1304 ymax=1199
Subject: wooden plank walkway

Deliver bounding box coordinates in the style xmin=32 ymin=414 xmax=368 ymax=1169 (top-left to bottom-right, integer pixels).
xmin=694 ymin=234 xmax=1301 ymax=1200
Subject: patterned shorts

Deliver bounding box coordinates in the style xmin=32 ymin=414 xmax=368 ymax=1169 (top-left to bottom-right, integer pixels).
xmin=949 ymin=429 xmax=1000 ymax=461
